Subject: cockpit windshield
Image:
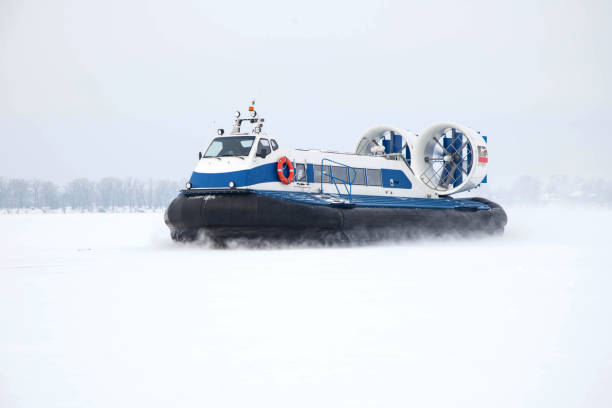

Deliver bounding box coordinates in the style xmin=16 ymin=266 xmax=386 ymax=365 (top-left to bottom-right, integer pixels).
xmin=203 ymin=136 xmax=255 ymax=158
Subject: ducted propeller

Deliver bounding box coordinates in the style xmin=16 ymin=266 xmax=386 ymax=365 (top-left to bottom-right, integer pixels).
xmin=413 ymin=122 xmax=488 ymax=195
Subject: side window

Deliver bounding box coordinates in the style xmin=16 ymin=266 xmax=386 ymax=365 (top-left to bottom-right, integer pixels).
xmin=295 ymin=163 xmax=306 ymax=181
xmin=366 ymin=168 xmax=382 ymax=186
xmin=351 ymin=168 xmax=366 ymax=185
xmin=331 ymin=166 xmax=347 ymax=181
xmin=270 ymin=139 xmax=279 ymax=151
xmin=256 ymin=138 xmax=271 ymax=156
xmin=313 ymin=165 xmax=331 ymax=183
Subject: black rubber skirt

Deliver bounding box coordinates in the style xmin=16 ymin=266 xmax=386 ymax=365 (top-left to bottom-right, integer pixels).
xmin=164 ymin=190 xmax=507 ymax=245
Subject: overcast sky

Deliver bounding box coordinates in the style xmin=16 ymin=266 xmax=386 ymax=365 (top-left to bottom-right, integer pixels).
xmin=1 ymin=0 xmax=611 ymax=184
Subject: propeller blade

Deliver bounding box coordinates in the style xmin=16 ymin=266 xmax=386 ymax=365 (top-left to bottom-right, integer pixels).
xmin=440 ymin=160 xmax=458 ymax=188
xmin=433 ymin=137 xmax=452 ymax=156
xmin=451 ymin=140 xmax=469 ymax=157
xmin=448 ymin=161 xmax=458 ymax=186
xmin=425 ymin=157 xmax=445 ymax=163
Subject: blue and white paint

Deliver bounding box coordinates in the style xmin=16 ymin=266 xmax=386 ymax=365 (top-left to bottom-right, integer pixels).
xmin=186 ymin=108 xmax=490 ymax=208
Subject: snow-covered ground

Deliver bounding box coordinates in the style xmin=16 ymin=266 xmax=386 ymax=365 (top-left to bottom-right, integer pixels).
xmin=1 ymin=206 xmax=611 ymax=408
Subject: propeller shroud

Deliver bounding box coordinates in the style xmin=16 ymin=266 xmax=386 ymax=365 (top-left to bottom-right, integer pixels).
xmin=413 ymin=122 xmax=488 ymax=195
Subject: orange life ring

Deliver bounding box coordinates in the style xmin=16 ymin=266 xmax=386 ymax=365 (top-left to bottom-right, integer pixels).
xmin=277 ymin=156 xmax=295 ymax=184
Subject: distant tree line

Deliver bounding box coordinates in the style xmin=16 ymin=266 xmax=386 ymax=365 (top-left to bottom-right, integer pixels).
xmin=1 ymin=175 xmax=610 ymax=212
xmin=484 ymin=175 xmax=612 ymax=207
xmin=0 ymin=177 xmax=182 ymax=212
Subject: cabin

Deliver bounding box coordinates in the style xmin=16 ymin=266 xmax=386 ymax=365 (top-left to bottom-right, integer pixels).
xmin=187 ymin=106 xmax=488 ymax=203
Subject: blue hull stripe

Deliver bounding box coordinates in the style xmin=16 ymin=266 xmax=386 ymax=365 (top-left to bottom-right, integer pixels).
xmin=190 ymin=163 xmax=413 ymax=189
xmin=190 ymin=163 xmax=278 ymax=188
xmin=381 ymin=169 xmax=412 ymax=189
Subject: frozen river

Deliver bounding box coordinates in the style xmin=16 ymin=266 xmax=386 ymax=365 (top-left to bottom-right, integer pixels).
xmin=1 ymin=206 xmax=611 ymax=407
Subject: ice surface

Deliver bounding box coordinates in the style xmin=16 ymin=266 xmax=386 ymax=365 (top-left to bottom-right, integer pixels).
xmin=1 ymin=207 xmax=611 ymax=407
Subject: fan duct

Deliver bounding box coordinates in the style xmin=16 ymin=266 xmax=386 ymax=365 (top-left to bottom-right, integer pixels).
xmin=355 ymin=125 xmax=416 ymax=163
xmin=412 ymin=122 xmax=488 ymax=195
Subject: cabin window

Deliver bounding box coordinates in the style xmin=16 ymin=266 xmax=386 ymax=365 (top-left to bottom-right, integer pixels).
xmin=295 ymin=163 xmax=306 ymax=181
xmin=256 ymin=138 xmax=271 ymax=157
xmin=270 ymin=139 xmax=279 ymax=151
xmin=351 ymin=168 xmax=366 ymax=185
xmin=313 ymin=165 xmax=331 ymax=183
xmin=331 ymin=166 xmax=348 ymax=182
xmin=204 ymin=136 xmax=255 ymax=158
xmin=366 ymin=168 xmax=382 ymax=186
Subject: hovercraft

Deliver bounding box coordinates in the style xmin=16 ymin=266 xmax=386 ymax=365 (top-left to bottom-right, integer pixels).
xmin=165 ymin=102 xmax=507 ymax=245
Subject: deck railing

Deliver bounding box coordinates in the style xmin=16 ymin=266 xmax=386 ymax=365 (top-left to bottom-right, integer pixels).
xmin=320 ymin=158 xmax=357 ymax=202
